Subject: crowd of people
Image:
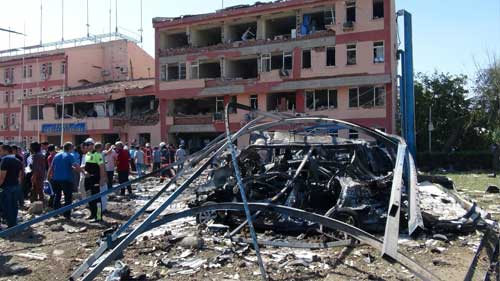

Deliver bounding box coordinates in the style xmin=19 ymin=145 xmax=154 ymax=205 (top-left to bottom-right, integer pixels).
xmin=0 ymin=139 xmax=188 ymax=229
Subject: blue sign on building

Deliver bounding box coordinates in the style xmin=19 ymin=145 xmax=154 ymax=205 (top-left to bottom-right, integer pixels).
xmin=41 ymin=123 xmax=86 ymax=134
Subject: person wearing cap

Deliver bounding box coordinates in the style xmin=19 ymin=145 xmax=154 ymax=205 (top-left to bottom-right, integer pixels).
xmin=175 ymin=145 xmax=187 ymax=171
xmin=152 ymin=146 xmax=161 ymax=173
xmin=144 ymin=143 xmax=152 ymax=171
xmin=83 ymin=139 xmax=106 ymax=221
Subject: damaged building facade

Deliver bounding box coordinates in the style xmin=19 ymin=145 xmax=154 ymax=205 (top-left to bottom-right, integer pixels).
xmin=154 ymin=0 xmax=397 ymax=151
xmin=0 ymin=39 xmax=155 ymax=145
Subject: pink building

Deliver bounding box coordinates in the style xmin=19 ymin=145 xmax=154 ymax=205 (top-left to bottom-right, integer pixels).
xmin=154 ymin=0 xmax=397 ymax=151
xmin=0 ymin=39 xmax=155 ymax=145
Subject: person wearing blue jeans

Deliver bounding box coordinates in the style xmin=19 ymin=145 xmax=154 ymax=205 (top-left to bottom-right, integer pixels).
xmin=135 ymin=147 xmax=145 ymax=178
xmin=0 ymin=144 xmax=23 ymax=228
xmin=47 ymin=142 xmax=83 ymax=219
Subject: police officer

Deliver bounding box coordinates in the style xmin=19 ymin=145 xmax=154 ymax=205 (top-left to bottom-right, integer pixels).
xmin=83 ymin=139 xmax=106 ymax=221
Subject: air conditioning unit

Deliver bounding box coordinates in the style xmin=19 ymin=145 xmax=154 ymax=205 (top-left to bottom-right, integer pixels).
xmin=120 ymin=67 xmax=128 ymax=74
xmin=343 ymin=21 xmax=354 ymax=30
xmin=4 ymin=78 xmax=12 ymax=85
xmin=40 ymin=74 xmax=47 ymax=80
xmin=0 ymin=125 xmax=4 ymax=129
xmin=101 ymin=70 xmax=110 ymax=76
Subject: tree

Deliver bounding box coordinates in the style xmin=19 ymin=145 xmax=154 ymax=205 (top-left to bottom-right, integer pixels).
xmin=472 ymin=55 xmax=500 ymax=138
xmin=414 ymin=72 xmax=472 ymax=153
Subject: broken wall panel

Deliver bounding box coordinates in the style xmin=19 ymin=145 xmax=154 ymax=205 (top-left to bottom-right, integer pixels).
xmin=191 ymin=26 xmax=223 ymax=47
xmin=225 ymin=57 xmax=258 ymax=79
xmin=265 ymin=15 xmax=297 ymax=40
xmin=225 ymin=21 xmax=258 ymax=43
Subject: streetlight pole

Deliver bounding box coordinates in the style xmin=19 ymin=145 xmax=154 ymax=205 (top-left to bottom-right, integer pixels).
xmin=428 ymin=106 xmax=434 ymax=153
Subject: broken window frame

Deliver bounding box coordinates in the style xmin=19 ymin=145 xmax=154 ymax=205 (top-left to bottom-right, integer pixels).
xmin=373 ymin=0 xmax=384 ymax=19
xmin=325 ymin=6 xmax=336 ymax=25
xmin=190 ymin=61 xmax=200 ymax=80
xmin=373 ymin=41 xmax=385 ymax=63
xmin=283 ymin=51 xmax=293 ymax=71
xmin=302 ymin=49 xmax=312 ymax=69
xmin=350 ymin=86 xmax=386 ymax=108
xmin=10 ymin=113 xmax=16 ymax=126
xmin=215 ymin=96 xmax=225 ymax=113
xmin=326 ymin=46 xmax=336 ymax=66
xmin=230 ymin=96 xmax=237 ymax=114
xmin=306 ymin=89 xmax=338 ymax=111
xmin=214 ymin=96 xmax=225 ymax=120
xmin=29 ymin=105 xmax=44 ymax=120
xmin=160 ymin=64 xmax=167 ymax=81
xmin=250 ymin=94 xmax=258 ymax=110
xmin=260 ymin=54 xmax=271 ymax=73
xmin=374 ymin=86 xmax=386 ymax=107
xmin=347 ymin=43 xmax=357 ymax=65
xmin=179 ymin=63 xmax=187 ymax=80
xmin=47 ymin=63 xmax=52 ymax=76
xmin=4 ymin=67 xmax=14 ymax=82
xmin=56 ymin=103 xmax=75 ymax=119
xmin=346 ymin=1 xmax=356 ymax=22
xmin=349 ymin=87 xmax=359 ymax=108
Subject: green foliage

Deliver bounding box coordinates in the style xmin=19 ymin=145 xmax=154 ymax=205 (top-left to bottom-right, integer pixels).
xmin=414 ymin=72 xmax=473 ymax=152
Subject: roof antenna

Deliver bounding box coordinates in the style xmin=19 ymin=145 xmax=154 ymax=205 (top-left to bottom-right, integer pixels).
xmin=108 ymin=0 xmax=111 ymax=35
xmin=40 ymin=0 xmax=43 ymax=45
xmin=61 ymin=0 xmax=64 ymax=41
xmin=86 ymin=0 xmax=90 ymax=37
xmin=115 ymin=0 xmax=118 ymax=34
xmin=138 ymin=0 xmax=143 ymax=43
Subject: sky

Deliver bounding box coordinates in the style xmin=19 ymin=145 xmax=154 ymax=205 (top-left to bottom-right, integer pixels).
xmin=0 ymin=0 xmax=499 ymax=80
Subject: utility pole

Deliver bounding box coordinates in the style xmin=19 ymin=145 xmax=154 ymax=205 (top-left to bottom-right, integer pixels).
xmin=428 ymin=106 xmax=434 ymax=153
xmin=40 ymin=0 xmax=43 ymax=45
xmin=115 ymin=0 xmax=118 ymax=34
xmin=139 ymin=0 xmax=143 ymax=43
xmin=109 ymin=0 xmax=112 ymax=35
xmin=86 ymin=0 xmax=90 ymax=37
xmin=61 ymin=0 xmax=64 ymax=41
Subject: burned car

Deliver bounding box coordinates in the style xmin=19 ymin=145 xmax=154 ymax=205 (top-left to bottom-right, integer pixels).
xmin=191 ymin=130 xmax=401 ymax=235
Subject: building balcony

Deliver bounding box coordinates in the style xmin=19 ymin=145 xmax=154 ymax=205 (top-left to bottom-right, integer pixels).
xmin=159 ymin=30 xmax=335 ymax=58
xmin=173 ymin=114 xmax=214 ymax=125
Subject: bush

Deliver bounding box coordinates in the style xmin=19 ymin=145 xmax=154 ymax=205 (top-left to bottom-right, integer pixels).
xmin=417 ymin=151 xmax=493 ymax=172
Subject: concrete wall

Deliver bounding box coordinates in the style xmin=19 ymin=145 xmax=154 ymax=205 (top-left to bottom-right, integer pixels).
xmin=127 ymin=42 xmax=155 ymax=79
xmin=126 ymin=123 xmax=162 ymax=145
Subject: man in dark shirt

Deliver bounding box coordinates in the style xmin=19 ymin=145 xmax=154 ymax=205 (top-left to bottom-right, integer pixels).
xmin=0 ymin=144 xmax=23 ymax=228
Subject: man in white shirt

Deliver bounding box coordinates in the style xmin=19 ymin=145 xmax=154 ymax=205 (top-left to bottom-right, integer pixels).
xmin=135 ymin=146 xmax=145 ymax=177
xmin=103 ymin=143 xmax=118 ymax=191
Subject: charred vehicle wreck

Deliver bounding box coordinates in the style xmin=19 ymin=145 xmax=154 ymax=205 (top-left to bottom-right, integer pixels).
xmin=192 ymin=141 xmax=396 ymax=234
